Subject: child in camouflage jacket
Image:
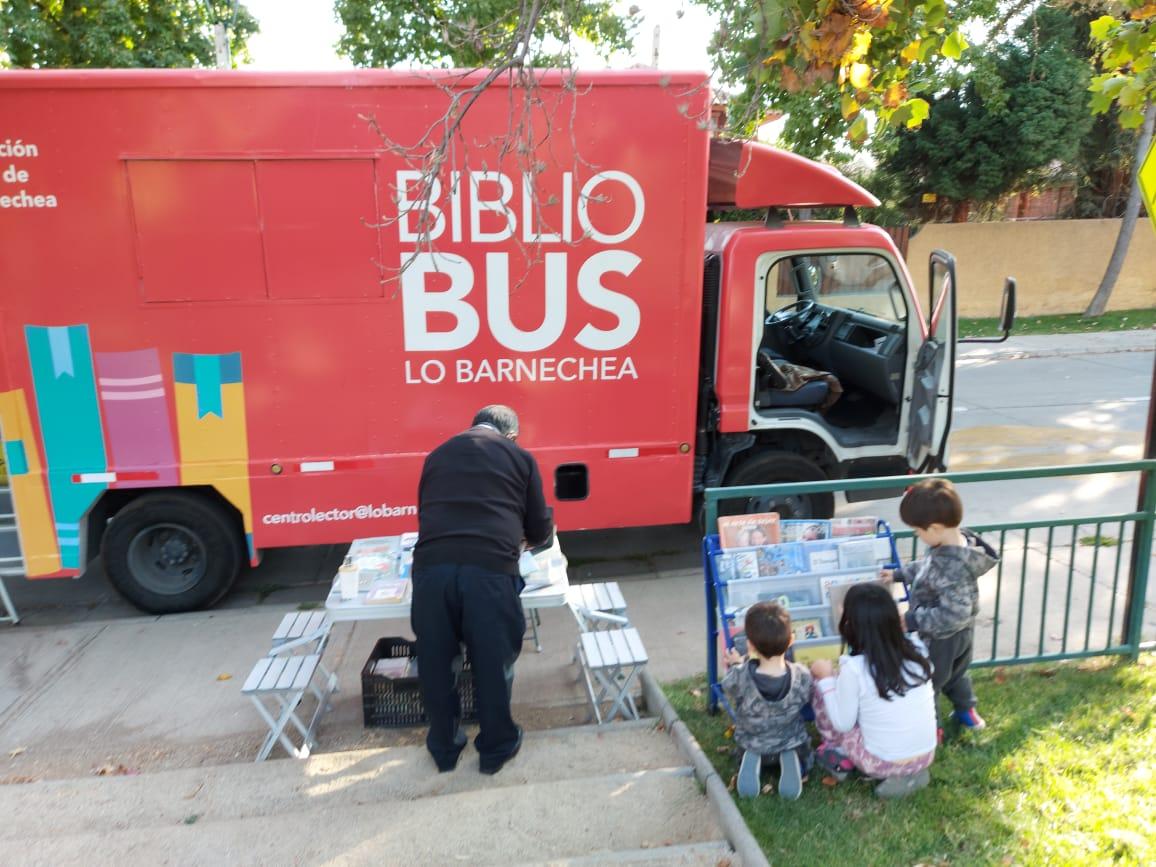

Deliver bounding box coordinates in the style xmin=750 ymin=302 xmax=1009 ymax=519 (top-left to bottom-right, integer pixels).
xmin=884 ymin=478 xmax=998 ymax=732
xmin=722 ymin=601 xmax=813 ymax=800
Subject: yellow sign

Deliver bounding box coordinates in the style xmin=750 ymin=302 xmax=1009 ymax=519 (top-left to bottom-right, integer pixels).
xmin=1140 ymin=135 xmax=1156 ymax=237
xmin=921 ymin=193 xmax=938 ymax=203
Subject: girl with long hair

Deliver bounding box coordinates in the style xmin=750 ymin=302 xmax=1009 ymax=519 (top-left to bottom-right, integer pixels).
xmin=809 ymin=582 xmax=937 ymax=798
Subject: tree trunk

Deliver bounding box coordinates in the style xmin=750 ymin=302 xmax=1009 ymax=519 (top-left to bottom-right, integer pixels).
xmin=1084 ymin=102 xmax=1156 ymax=317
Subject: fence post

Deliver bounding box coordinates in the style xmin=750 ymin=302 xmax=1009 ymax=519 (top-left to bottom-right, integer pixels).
xmin=1123 ymin=471 xmax=1156 ymax=659
xmin=704 ymin=493 xmax=720 ymax=713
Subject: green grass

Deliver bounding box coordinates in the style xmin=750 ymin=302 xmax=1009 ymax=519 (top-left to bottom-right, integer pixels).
xmin=959 ymin=307 xmax=1155 ymax=338
xmin=667 ymin=656 xmax=1156 ymax=866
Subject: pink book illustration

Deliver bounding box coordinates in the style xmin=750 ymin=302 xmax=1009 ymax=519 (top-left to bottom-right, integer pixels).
xmin=95 ymin=348 xmax=178 ymax=487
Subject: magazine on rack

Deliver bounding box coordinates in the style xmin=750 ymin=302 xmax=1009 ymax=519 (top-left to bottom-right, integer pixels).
xmin=837 ymin=538 xmax=880 ymax=570
xmin=717 ymin=512 xmax=781 ymax=549
xmin=780 ymin=520 xmax=832 ymax=542
xmin=756 ymin=544 xmax=807 ymax=577
xmin=831 ymin=517 xmax=877 ymax=537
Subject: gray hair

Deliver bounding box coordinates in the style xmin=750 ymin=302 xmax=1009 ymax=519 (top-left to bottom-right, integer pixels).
xmin=472 ymin=405 xmax=520 ymax=438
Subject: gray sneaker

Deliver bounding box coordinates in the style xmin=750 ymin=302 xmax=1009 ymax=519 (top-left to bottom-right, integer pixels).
xmin=875 ymin=769 xmax=931 ymax=799
xmin=736 ymin=750 xmax=762 ymax=798
xmin=777 ymin=749 xmax=803 ymax=801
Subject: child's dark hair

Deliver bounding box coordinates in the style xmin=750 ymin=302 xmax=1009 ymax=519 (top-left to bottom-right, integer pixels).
xmin=899 ymin=477 xmax=963 ymax=529
xmin=744 ymin=601 xmax=792 ymax=658
xmin=838 ymin=583 xmax=931 ymax=699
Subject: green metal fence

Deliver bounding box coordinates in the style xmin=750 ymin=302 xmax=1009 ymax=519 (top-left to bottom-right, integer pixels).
xmin=703 ymin=459 xmax=1156 ymax=667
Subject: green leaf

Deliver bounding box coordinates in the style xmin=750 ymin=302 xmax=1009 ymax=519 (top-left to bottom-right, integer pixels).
xmin=1117 ymin=82 xmax=1143 ymax=107
xmin=941 ymin=31 xmax=969 ymax=61
xmin=1089 ymin=91 xmax=1114 ymax=114
xmin=903 ymin=97 xmax=931 ymax=129
xmin=1120 ymin=108 xmax=1146 ymax=128
xmin=847 ymin=115 xmax=869 ymax=143
xmin=925 ymin=0 xmax=947 ymax=28
xmin=1089 ymin=15 xmax=1118 ymax=42
xmin=1099 ymin=76 xmax=1129 ymax=97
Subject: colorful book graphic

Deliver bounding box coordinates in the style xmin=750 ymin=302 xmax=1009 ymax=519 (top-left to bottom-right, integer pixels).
xmin=0 ymin=388 xmax=62 ymax=575
xmin=25 ymin=325 xmax=109 ymax=569
xmin=95 ymin=348 xmax=179 ymax=487
xmin=173 ymin=352 xmax=254 ymax=558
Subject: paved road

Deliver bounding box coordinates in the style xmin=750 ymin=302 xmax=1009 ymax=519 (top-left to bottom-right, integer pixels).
xmin=3 ymin=336 xmax=1152 ymax=623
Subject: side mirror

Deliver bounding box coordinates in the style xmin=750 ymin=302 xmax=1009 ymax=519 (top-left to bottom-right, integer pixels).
xmin=999 ymin=277 xmax=1017 ymax=335
xmin=959 ymin=276 xmax=1017 ymax=344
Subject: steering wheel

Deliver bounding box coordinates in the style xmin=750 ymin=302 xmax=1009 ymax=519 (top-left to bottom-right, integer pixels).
xmin=766 ymin=299 xmax=817 ymax=342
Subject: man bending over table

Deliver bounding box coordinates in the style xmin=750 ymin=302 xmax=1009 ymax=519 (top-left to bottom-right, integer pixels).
xmin=411 ymin=405 xmax=554 ymax=774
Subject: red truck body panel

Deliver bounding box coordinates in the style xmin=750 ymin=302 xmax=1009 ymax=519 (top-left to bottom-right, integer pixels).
xmin=0 ymin=70 xmax=711 ymax=575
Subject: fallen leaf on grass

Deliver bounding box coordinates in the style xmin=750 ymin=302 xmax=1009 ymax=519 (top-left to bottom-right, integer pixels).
xmin=1035 ymin=668 xmax=1057 ymax=678
xmin=761 ymin=783 xmax=773 ymax=795
xmin=216 ymin=673 xmax=232 ymax=681
xmin=715 ymin=745 xmax=731 ymax=754
xmin=726 ymin=774 xmax=736 ymax=791
xmin=689 ymin=688 xmax=702 ymax=698
xmin=992 ymin=668 xmax=1007 ymax=685
xmin=821 ymin=774 xmax=840 ymax=787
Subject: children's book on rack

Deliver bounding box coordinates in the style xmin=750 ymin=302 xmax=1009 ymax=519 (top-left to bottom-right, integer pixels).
xmin=712 ymin=517 xmax=894 ymax=666
xmin=717 ymin=512 xmax=781 ymax=549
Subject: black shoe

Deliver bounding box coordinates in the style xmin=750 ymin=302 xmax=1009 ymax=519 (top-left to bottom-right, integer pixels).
xmin=433 ymin=731 xmax=468 ymax=772
xmin=479 ymin=726 xmax=523 ymax=775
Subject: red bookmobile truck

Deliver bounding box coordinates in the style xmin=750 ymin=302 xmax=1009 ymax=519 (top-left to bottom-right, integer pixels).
xmin=0 ymin=69 xmax=1012 ymax=613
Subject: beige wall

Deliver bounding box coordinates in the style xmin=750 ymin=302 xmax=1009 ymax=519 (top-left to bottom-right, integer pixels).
xmin=905 ymin=219 xmax=1156 ymax=317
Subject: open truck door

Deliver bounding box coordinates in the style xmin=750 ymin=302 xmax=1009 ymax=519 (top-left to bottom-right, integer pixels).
xmin=906 ymin=250 xmax=957 ymax=474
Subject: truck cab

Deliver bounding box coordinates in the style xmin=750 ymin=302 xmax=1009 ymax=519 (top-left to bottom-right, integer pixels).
xmin=697 ymin=140 xmax=1013 ymax=517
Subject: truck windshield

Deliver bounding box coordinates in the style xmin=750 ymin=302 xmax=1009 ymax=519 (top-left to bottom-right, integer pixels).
xmin=765 ymin=253 xmax=907 ymax=325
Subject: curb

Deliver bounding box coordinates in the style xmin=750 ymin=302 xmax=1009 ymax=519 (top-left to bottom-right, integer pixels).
xmin=640 ymin=669 xmax=770 ymax=867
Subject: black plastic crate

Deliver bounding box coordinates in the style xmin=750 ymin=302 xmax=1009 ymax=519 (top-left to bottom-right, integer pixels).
xmin=361 ymin=637 xmax=477 ymax=728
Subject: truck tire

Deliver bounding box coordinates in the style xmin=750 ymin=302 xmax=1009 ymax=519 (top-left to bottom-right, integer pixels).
xmin=100 ymin=492 xmax=245 ymax=614
xmin=720 ymin=451 xmax=835 ymax=519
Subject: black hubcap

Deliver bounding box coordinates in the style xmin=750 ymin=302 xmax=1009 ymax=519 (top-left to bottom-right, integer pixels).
xmin=127 ymin=523 xmax=207 ymax=595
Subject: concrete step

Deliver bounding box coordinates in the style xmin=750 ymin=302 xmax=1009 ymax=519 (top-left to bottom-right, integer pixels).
xmin=515 ymin=841 xmax=736 ymax=865
xmin=0 ymin=721 xmax=687 ymax=840
xmin=9 ymin=767 xmax=723 ymax=866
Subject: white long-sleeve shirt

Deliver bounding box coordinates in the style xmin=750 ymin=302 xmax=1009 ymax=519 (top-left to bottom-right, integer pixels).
xmin=815 ymin=643 xmax=937 ymax=762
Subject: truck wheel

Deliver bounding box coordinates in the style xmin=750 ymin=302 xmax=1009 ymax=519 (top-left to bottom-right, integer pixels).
xmin=100 ymin=492 xmax=244 ymax=614
xmin=720 ymin=451 xmax=835 ymax=519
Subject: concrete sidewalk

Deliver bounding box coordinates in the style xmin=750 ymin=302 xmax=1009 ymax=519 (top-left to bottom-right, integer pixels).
xmin=0 ymin=569 xmax=708 ymax=784
xmin=956 ymin=329 xmax=1153 ymax=363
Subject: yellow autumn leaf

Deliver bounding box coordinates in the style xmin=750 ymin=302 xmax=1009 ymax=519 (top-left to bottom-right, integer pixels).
xmin=883 ymin=81 xmax=907 ymax=108
xmin=841 ymin=92 xmax=861 ymax=120
xmin=900 ymin=39 xmax=921 ymax=63
xmin=849 ymin=63 xmax=872 ymax=90
xmin=762 ymin=48 xmax=789 ymax=66
xmin=844 ymin=30 xmax=873 ymax=64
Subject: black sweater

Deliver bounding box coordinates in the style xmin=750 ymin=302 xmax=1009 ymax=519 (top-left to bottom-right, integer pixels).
xmin=414 ymin=426 xmax=553 ymax=575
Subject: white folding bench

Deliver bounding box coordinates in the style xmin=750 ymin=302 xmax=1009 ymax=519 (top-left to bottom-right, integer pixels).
xmin=271 ymin=610 xmax=331 ymax=654
xmin=570 ymin=581 xmax=628 ymax=621
xmin=0 ymin=576 xmax=18 ymax=626
xmin=576 ymin=627 xmax=649 ymax=724
xmin=567 ymin=583 xmax=646 ymax=724
xmin=242 ymin=653 xmax=337 ymax=762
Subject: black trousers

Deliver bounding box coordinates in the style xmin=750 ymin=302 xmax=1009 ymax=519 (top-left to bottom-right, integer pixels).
xmin=411 ymin=562 xmax=525 ymax=768
xmin=927 ymin=626 xmax=977 ymax=718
